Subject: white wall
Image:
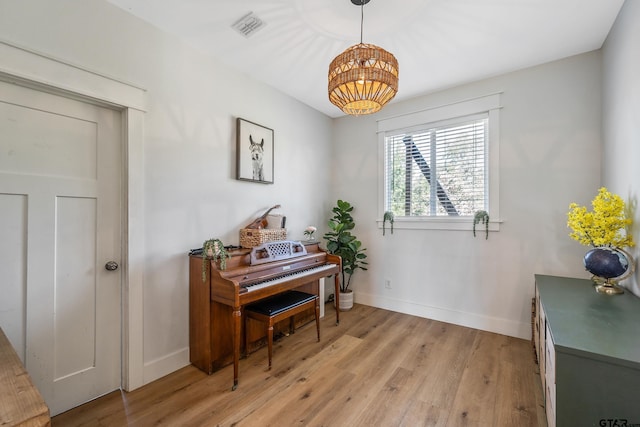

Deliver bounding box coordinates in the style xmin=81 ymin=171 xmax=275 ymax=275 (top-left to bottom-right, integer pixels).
xmin=0 ymin=0 xmax=333 ymax=384
xmin=331 ymin=51 xmax=603 ymax=339
xmin=602 ymin=0 xmax=640 ymax=297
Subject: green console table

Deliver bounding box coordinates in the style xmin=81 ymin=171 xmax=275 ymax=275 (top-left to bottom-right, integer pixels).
xmin=534 ymin=274 xmax=640 ymax=427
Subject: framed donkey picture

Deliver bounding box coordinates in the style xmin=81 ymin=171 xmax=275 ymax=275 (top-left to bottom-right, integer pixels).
xmin=236 ymin=118 xmax=274 ymax=184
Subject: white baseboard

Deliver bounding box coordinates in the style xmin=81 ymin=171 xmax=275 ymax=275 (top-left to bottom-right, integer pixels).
xmin=143 ymin=347 xmax=190 ymax=385
xmin=355 ymin=291 xmax=530 ymax=340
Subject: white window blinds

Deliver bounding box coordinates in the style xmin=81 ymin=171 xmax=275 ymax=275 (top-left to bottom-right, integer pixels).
xmin=384 ymin=114 xmax=488 ymax=217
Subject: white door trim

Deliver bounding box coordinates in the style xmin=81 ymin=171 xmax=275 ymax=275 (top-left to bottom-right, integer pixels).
xmin=0 ymin=39 xmax=147 ymax=391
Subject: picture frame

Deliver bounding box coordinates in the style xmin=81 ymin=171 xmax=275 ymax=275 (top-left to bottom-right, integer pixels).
xmin=236 ymin=118 xmax=274 ymax=184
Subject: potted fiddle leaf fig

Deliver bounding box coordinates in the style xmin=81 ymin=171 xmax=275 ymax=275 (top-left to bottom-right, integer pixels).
xmin=323 ymin=199 xmax=368 ymax=311
xmin=202 ymin=238 xmax=230 ymax=281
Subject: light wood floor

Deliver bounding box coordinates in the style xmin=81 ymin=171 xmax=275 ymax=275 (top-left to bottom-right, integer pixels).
xmin=52 ymin=304 xmax=546 ymax=426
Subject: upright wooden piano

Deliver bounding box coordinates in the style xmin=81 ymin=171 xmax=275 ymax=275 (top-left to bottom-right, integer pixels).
xmin=189 ymin=240 xmax=341 ymax=389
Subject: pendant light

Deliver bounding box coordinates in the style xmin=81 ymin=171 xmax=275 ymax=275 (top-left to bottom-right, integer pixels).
xmin=328 ymin=0 xmax=399 ymax=116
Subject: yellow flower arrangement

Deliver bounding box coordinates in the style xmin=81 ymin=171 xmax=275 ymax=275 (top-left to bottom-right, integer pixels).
xmin=567 ymin=187 xmax=635 ymax=248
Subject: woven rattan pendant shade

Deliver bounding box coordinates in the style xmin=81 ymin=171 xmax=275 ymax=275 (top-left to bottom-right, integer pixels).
xmin=328 ymin=43 xmax=399 ymax=115
xmin=327 ymin=0 xmax=399 ymax=116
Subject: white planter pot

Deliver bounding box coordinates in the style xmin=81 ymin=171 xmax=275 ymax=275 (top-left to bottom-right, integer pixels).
xmin=338 ymin=290 xmax=354 ymax=311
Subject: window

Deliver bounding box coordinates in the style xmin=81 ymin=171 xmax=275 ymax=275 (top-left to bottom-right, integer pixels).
xmin=377 ymin=94 xmax=500 ymax=230
xmin=385 ymin=114 xmax=487 ymax=217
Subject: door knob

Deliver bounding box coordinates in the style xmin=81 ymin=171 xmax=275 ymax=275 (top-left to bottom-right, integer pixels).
xmin=105 ymin=261 xmax=119 ymax=271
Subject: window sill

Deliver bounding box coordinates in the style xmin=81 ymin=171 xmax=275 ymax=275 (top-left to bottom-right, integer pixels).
xmin=376 ymin=217 xmax=502 ymax=232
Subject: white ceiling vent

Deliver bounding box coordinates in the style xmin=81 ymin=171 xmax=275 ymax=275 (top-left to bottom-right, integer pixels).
xmin=232 ymin=12 xmax=266 ymax=38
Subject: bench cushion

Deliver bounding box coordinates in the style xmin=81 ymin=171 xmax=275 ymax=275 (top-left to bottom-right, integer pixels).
xmin=245 ymin=290 xmax=316 ymax=317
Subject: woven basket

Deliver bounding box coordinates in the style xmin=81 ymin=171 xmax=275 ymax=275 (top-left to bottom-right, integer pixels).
xmin=239 ymin=228 xmax=287 ymax=248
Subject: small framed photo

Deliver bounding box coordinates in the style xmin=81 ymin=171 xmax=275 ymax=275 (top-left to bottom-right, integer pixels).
xmin=236 ymin=118 xmax=274 ymax=184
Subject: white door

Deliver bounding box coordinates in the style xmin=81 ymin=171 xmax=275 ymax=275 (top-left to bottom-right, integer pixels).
xmin=0 ymin=80 xmax=122 ymax=416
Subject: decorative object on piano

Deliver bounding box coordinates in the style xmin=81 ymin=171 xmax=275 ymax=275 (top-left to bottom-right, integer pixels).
xmin=323 ymin=199 xmax=368 ymax=311
xmin=567 ymin=187 xmax=635 ymax=294
xmin=473 ymin=210 xmax=489 ymax=239
xmin=201 ymin=238 xmax=231 ymax=280
xmin=303 ymin=226 xmax=317 ymax=241
xmin=266 ymin=214 xmax=286 ymax=229
xmin=382 ymin=211 xmax=394 ymax=236
xmin=236 ymin=118 xmax=274 ymax=184
xmin=244 ymin=205 xmax=281 ymax=229
xmin=240 ymin=229 xmax=287 ymax=248
xmin=240 ymin=205 xmax=287 ymax=248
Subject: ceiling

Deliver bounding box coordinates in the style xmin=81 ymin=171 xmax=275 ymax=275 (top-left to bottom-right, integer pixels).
xmin=105 ymin=0 xmax=625 ymax=118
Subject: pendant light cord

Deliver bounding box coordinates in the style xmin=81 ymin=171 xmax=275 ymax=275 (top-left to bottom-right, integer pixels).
xmin=360 ymin=0 xmax=364 ymax=44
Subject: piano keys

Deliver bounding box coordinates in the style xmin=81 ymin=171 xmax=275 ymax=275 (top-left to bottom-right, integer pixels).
xmin=189 ymin=240 xmax=341 ymax=389
xmin=241 ymin=263 xmax=340 ymax=293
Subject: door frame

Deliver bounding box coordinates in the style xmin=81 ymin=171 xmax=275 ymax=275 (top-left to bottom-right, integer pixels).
xmin=0 ymin=39 xmax=146 ymax=391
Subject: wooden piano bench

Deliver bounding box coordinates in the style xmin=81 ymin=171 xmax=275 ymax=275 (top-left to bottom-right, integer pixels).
xmin=244 ymin=290 xmax=320 ymax=369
